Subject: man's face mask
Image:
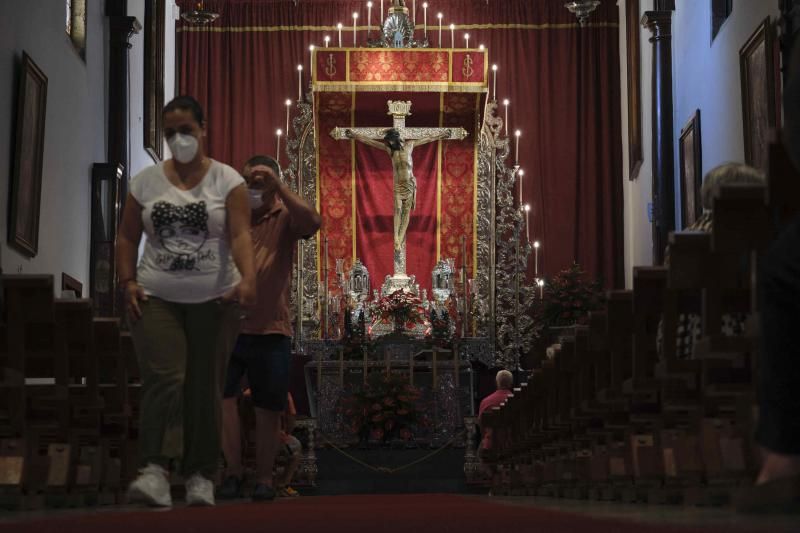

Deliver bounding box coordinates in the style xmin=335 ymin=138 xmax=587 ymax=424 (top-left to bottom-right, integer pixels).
xmin=248 ymin=188 xmax=265 ymax=210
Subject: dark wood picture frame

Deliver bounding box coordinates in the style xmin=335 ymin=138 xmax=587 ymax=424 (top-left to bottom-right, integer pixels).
xmin=679 ymin=109 xmax=702 ymax=228
xmin=626 ymin=0 xmax=643 ymax=180
xmin=61 ymin=272 xmax=83 ymax=297
xmin=739 ymin=17 xmax=777 ymax=172
xmin=144 ymin=0 xmax=165 ymax=162
xmin=8 ymin=52 xmax=48 ymax=257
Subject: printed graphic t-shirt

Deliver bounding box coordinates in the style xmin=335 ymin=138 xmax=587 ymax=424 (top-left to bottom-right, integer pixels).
xmin=130 ymin=159 xmax=245 ymax=303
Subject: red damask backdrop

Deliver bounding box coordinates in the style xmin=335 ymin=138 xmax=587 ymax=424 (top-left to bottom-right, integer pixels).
xmin=177 ymin=0 xmax=624 ymax=288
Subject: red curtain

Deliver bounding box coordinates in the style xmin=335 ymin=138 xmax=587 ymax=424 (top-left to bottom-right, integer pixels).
xmin=177 ymin=0 xmax=624 ymax=288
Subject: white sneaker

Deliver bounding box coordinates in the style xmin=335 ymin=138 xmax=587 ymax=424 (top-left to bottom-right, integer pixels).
xmin=185 ymin=473 xmax=215 ymax=506
xmin=127 ymin=463 xmax=172 ymax=507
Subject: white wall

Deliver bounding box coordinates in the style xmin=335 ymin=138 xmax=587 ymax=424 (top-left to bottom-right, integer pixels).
xmin=0 ymin=0 xmax=106 ymax=294
xmin=128 ymin=0 xmax=177 ymax=180
xmin=619 ymin=0 xmax=655 ymax=288
xmin=672 ymin=0 xmax=780 ymax=226
xmin=620 ymin=0 xmax=781 ymax=287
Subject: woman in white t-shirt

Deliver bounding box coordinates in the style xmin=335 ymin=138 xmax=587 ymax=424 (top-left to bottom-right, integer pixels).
xmin=116 ymin=96 xmax=255 ymax=508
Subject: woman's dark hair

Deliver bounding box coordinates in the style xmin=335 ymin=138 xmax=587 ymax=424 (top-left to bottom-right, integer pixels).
xmin=163 ymin=95 xmax=204 ymax=124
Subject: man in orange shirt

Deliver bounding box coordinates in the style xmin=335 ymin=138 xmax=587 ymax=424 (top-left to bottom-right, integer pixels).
xmin=218 ymin=155 xmax=321 ymax=502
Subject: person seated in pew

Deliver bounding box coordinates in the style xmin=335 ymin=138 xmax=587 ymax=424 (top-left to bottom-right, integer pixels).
xmin=656 ymin=162 xmax=765 ymax=361
xmin=737 ymin=37 xmax=800 ymax=514
xmin=477 ymin=369 xmax=514 ymax=458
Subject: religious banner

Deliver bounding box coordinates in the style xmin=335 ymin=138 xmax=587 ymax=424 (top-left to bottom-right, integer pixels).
xmin=314 ymin=48 xmax=488 ymax=93
xmin=314 ymin=48 xmax=487 ymax=294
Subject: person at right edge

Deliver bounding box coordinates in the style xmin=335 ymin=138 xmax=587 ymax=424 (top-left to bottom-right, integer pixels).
xmin=737 ymin=36 xmax=800 ymax=513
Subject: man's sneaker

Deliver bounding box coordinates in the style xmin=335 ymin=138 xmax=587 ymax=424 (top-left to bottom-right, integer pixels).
xmin=127 ymin=463 xmax=172 ymax=507
xmin=278 ymin=486 xmax=299 ymax=498
xmin=217 ymin=475 xmax=243 ymax=499
xmin=185 ymin=473 xmax=215 ymax=506
xmin=252 ymin=483 xmax=276 ymax=502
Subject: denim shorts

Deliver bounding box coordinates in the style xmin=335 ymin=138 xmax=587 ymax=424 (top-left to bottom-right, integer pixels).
xmin=223 ymin=334 xmax=291 ymax=411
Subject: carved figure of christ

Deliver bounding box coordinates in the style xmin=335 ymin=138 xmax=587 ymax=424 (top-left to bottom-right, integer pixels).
xmin=331 ymin=101 xmax=467 ymax=277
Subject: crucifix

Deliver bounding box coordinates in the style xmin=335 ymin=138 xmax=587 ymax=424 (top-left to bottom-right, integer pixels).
xmin=331 ymin=101 xmax=467 ymax=292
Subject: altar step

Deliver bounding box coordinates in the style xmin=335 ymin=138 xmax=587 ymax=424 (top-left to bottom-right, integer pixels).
xmin=312 ymin=447 xmax=472 ymax=495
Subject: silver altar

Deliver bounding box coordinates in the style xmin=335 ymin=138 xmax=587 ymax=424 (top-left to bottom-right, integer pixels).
xmin=285 ymin=58 xmax=539 ymax=372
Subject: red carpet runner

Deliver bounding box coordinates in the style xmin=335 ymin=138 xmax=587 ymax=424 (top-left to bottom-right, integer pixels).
xmin=4 ymin=493 xmax=763 ymax=533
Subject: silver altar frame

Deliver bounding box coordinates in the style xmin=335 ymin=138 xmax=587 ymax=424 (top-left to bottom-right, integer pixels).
xmin=285 ymin=89 xmax=538 ymax=370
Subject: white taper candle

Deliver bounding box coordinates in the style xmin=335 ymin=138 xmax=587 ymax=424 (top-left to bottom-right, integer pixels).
xmin=297 ymin=64 xmax=303 ymax=101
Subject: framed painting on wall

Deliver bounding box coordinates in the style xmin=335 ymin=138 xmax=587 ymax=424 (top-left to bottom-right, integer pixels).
xmin=626 ymin=0 xmax=643 ymax=179
xmin=679 ymin=109 xmax=702 ymax=228
xmin=8 ymin=52 xmax=48 ymax=257
xmin=739 ymin=17 xmax=778 ymax=172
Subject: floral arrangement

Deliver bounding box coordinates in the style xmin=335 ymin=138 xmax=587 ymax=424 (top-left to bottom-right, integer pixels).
xmin=541 ymin=262 xmax=604 ymax=328
xmin=339 ymin=373 xmax=426 ymax=443
xmin=373 ymin=289 xmax=426 ymax=331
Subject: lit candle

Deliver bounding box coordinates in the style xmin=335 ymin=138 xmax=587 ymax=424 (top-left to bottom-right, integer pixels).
xmin=479 ymin=44 xmax=485 ymax=51
xmin=297 ymin=64 xmax=303 ymax=101
xmin=367 ymin=1 xmax=373 ymax=34
xmin=491 ymin=64 xmax=498 ymax=101
xmin=437 ymin=13 xmax=443 ymax=47
xmin=534 ymin=241 xmax=540 ymax=277
xmin=450 ymin=23 xmax=455 ymax=48
xmin=518 ymin=168 xmax=524 ymax=205
xmin=381 ymin=0 xmax=384 ymax=20
xmin=524 ymin=204 xmax=530 ymax=242
xmin=337 ymin=22 xmax=343 ymax=47
xmin=514 ymin=129 xmax=521 ymax=166
xmin=352 ymin=12 xmax=359 ymax=46
xmin=464 ymin=33 xmax=469 ymax=48
xmin=503 ymin=98 xmax=510 ymax=136
xmin=324 ymin=35 xmax=330 ymax=48
xmin=308 ymin=44 xmax=315 ymax=78
xmin=538 ymin=278 xmax=544 ymax=298
xmin=285 ymin=98 xmax=292 ymax=136
xmin=276 ymin=129 xmax=283 ymax=159
xmin=423 ymin=2 xmax=428 ymax=38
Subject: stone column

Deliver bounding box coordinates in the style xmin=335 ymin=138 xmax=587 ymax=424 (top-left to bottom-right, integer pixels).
xmin=642 ymin=10 xmax=675 ymax=265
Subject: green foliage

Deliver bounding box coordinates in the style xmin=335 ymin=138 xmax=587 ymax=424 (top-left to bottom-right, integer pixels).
xmin=541 ymin=262 xmax=604 ymax=328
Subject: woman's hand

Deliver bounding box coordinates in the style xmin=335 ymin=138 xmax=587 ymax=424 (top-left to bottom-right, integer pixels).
xmin=124 ymin=280 xmax=148 ymax=322
xmin=222 ymin=276 xmax=256 ymax=307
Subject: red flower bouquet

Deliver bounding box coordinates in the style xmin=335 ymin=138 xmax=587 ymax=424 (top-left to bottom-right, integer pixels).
xmin=373 ymin=289 xmax=426 ymax=331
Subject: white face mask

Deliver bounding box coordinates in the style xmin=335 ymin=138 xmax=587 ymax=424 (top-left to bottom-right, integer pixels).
xmin=248 ymin=188 xmax=264 ymax=210
xmin=167 ymin=133 xmax=199 ymax=164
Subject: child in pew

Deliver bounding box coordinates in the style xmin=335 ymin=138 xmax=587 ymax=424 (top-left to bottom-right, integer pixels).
xmin=655 ymin=163 xmax=765 ymax=361
xmin=275 ymin=392 xmax=302 ymax=497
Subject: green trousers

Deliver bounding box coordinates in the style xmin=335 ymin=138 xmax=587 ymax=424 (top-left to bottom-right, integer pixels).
xmin=130 ymin=296 xmax=240 ymax=477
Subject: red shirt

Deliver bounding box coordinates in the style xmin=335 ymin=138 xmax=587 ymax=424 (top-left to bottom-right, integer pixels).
xmin=477 ymin=389 xmax=513 ymax=450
